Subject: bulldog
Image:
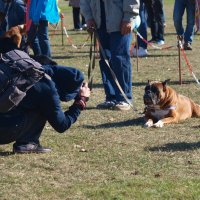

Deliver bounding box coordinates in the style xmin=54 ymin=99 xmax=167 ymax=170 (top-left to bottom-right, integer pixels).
xmin=143 ymin=79 xmax=200 ymax=128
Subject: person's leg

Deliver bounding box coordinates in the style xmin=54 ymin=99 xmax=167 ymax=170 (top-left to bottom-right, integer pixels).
xmin=0 ymin=110 xmax=26 ymax=144
xmin=28 ymin=23 xmax=42 ymax=56
xmin=72 ymin=7 xmax=81 ymax=29
xmin=153 ymin=0 xmax=165 ymax=42
xmin=13 ymin=111 xmax=51 ymax=153
xmin=173 ymin=0 xmax=186 ymax=37
xmin=37 ymin=20 xmax=52 ymax=57
xmin=145 ymin=0 xmax=157 ymax=41
xmin=138 ymin=0 xmax=148 ymax=49
xmin=97 ymin=29 xmax=116 ymax=102
xmin=110 ymin=31 xmax=133 ymax=102
xmin=97 ymin=0 xmax=116 ymax=103
xmin=184 ymin=0 xmax=195 ymax=44
xmin=15 ymin=111 xmax=46 ymax=145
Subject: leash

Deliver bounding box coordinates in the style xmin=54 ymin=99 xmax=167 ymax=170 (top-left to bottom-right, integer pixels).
xmin=92 ymin=30 xmax=136 ymax=111
xmin=87 ymin=31 xmax=97 ymax=90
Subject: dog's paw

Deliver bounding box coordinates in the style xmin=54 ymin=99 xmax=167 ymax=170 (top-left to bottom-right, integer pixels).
xmin=144 ymin=120 xmax=154 ymax=128
xmin=153 ymin=120 xmax=164 ymax=128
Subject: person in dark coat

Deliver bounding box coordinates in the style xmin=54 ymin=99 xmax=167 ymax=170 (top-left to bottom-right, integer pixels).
xmin=0 ymin=37 xmax=91 ymax=154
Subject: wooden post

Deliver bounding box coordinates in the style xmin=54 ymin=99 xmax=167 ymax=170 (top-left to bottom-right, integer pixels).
xmin=177 ymin=35 xmax=183 ymax=85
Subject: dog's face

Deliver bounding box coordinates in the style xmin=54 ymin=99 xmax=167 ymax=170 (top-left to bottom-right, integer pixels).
xmin=143 ymin=80 xmax=170 ymax=106
xmin=1 ymin=25 xmax=26 ymax=48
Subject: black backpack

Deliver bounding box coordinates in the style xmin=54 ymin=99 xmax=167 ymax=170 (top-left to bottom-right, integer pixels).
xmin=0 ymin=50 xmax=45 ymax=113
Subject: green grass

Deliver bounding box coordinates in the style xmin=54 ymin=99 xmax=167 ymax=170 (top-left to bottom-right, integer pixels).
xmin=1 ymin=1 xmax=200 ymax=200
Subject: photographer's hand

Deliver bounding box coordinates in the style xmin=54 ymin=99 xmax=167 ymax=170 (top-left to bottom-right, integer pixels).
xmin=79 ymin=82 xmax=90 ymax=98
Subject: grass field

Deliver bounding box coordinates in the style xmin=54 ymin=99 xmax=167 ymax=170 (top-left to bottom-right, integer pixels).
xmin=0 ymin=1 xmax=200 ymax=200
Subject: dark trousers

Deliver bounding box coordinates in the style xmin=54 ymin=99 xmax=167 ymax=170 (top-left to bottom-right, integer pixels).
xmin=145 ymin=0 xmax=165 ymax=41
xmin=72 ymin=7 xmax=86 ymax=29
xmin=0 ymin=109 xmax=46 ymax=145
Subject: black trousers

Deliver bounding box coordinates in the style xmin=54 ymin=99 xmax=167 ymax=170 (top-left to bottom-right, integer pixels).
xmin=72 ymin=7 xmax=86 ymax=29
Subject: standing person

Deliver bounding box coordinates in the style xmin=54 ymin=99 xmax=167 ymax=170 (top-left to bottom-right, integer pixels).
xmin=27 ymin=0 xmax=60 ymax=58
xmin=173 ymin=0 xmax=195 ymax=50
xmin=80 ymin=0 xmax=139 ymax=111
xmin=69 ymin=0 xmax=86 ymax=31
xmin=145 ymin=0 xmax=165 ymax=45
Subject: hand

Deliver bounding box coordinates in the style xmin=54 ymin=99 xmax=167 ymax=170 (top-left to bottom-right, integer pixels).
xmin=79 ymin=82 xmax=90 ymax=98
xmin=86 ymin=19 xmax=96 ymax=33
xmin=120 ymin=21 xmax=132 ymax=35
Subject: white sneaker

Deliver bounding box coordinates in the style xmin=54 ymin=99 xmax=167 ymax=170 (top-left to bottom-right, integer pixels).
xmin=132 ymin=47 xmax=148 ymax=57
xmin=156 ymin=40 xmax=165 ymax=45
xmin=114 ymin=101 xmax=131 ymax=111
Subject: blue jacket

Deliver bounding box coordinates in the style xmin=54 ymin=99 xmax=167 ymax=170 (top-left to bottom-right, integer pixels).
xmin=0 ymin=0 xmax=25 ymax=34
xmin=29 ymin=0 xmax=60 ymax=24
xmin=0 ymin=65 xmax=84 ymax=133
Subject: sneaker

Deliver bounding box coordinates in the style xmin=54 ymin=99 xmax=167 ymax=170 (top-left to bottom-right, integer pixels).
xmin=13 ymin=143 xmax=51 ymax=154
xmin=96 ymin=100 xmax=116 ymax=109
xmin=114 ymin=101 xmax=131 ymax=111
xmin=82 ymin=24 xmax=87 ymax=30
xmin=184 ymin=42 xmax=192 ymax=50
xmin=156 ymin=40 xmax=165 ymax=45
xmin=132 ymin=47 xmax=148 ymax=57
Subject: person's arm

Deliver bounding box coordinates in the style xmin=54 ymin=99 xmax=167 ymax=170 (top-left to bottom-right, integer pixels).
xmin=121 ymin=0 xmax=140 ymax=35
xmin=36 ymin=78 xmax=90 ymax=133
xmin=80 ymin=0 xmax=93 ymax=22
xmin=123 ymin=0 xmax=140 ymax=22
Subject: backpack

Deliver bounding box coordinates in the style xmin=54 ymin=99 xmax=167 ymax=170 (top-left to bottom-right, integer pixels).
xmin=0 ymin=50 xmax=45 ymax=113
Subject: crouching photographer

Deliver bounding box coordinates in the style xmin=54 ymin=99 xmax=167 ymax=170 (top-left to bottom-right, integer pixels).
xmin=0 ymin=38 xmax=90 ymax=154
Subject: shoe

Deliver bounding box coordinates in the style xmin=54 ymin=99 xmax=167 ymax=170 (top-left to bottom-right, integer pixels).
xmin=97 ymin=100 xmax=116 ymax=109
xmin=13 ymin=143 xmax=51 ymax=154
xmin=82 ymin=24 xmax=87 ymax=30
xmin=184 ymin=42 xmax=192 ymax=50
xmin=74 ymin=28 xmax=83 ymax=31
xmin=156 ymin=40 xmax=165 ymax=45
xmin=132 ymin=47 xmax=148 ymax=57
xmin=114 ymin=101 xmax=131 ymax=111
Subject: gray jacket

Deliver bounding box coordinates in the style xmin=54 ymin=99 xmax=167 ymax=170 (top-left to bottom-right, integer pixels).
xmin=69 ymin=0 xmax=80 ymax=8
xmin=80 ymin=0 xmax=140 ymax=33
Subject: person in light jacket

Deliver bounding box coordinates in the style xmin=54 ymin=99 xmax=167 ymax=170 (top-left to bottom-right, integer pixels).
xmin=80 ymin=0 xmax=139 ymax=111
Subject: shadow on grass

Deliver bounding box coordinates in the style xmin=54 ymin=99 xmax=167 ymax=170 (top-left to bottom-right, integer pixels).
xmin=83 ymin=117 xmax=144 ymax=129
xmin=0 ymin=151 xmax=14 ymax=156
xmin=146 ymin=141 xmax=200 ymax=152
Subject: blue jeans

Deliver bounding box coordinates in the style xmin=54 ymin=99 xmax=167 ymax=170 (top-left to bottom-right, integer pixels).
xmin=28 ymin=20 xmax=52 ymax=57
xmin=137 ymin=0 xmax=148 ymax=49
xmin=173 ymin=0 xmax=195 ymax=44
xmin=98 ymin=0 xmax=132 ymax=102
xmin=97 ymin=30 xmax=132 ymax=102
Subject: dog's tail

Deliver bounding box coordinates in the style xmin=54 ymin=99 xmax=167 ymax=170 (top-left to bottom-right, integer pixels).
xmin=192 ymin=101 xmax=200 ymax=117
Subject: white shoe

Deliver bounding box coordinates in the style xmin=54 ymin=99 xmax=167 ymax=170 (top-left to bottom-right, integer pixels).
xmin=132 ymin=47 xmax=148 ymax=57
xmin=156 ymin=40 xmax=165 ymax=45
xmin=114 ymin=101 xmax=131 ymax=111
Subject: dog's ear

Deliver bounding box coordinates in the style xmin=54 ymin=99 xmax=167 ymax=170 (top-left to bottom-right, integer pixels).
xmin=162 ymin=79 xmax=170 ymax=91
xmin=147 ymin=80 xmax=151 ymax=85
xmin=163 ymin=79 xmax=170 ymax=85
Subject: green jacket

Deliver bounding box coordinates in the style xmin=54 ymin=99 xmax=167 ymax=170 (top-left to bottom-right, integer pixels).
xmin=80 ymin=0 xmax=140 ymax=32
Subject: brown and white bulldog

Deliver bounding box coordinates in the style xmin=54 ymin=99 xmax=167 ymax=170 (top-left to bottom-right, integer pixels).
xmin=143 ymin=79 xmax=200 ymax=128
